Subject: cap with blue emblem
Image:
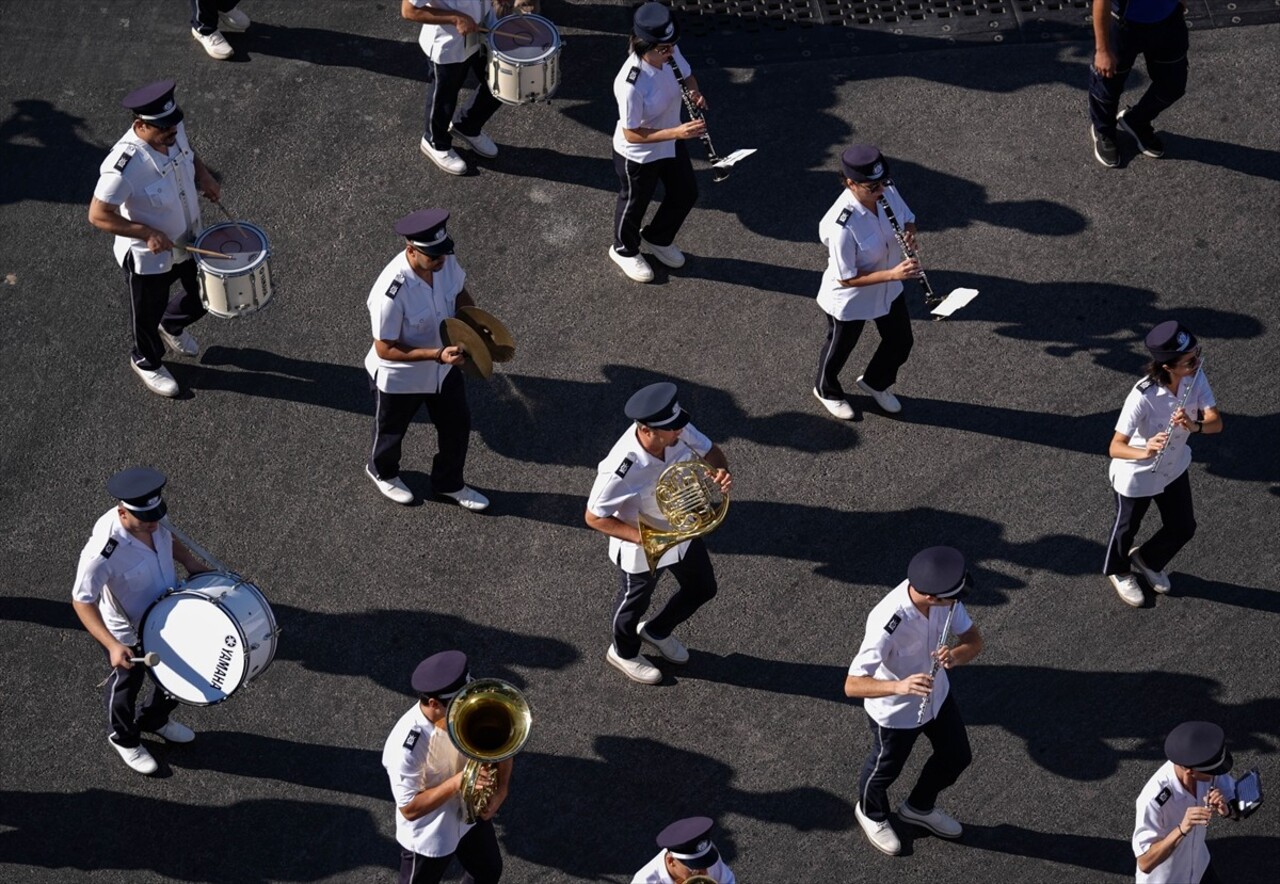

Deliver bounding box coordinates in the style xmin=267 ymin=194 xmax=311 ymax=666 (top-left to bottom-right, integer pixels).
xmin=841 ymin=144 xmax=889 ymax=183
xmin=625 ymin=382 xmax=690 ymax=431
xmin=122 ymin=80 xmax=184 ymax=129
xmin=412 ymin=650 xmax=471 ymax=700
xmin=633 ymin=2 xmax=680 ymax=43
xmin=1145 ymin=320 xmax=1199 ymax=364
xmin=107 ymin=466 xmax=168 ymax=522
xmin=657 ymin=816 xmax=718 ymax=870
xmin=1165 ymin=721 xmax=1232 ymax=775
xmin=396 ymin=209 xmax=454 ymax=257
xmin=907 ymin=546 xmax=971 ymax=599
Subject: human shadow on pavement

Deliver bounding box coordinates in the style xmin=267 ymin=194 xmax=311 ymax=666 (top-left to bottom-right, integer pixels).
xmin=0 ymin=594 xmax=78 ymax=629
xmin=1167 ymin=133 xmax=1280 ymax=181
xmin=1169 ymin=573 xmax=1280 ymax=615
xmin=234 ymin=22 xmax=427 ymax=81
xmin=960 ymin=823 xmax=1135 ymax=876
xmin=676 ymin=651 xmax=848 ymax=704
xmin=0 ymin=99 xmax=105 ymax=205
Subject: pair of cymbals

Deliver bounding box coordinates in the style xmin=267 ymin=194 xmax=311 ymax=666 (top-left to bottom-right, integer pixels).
xmin=440 ymin=307 xmax=515 ymax=380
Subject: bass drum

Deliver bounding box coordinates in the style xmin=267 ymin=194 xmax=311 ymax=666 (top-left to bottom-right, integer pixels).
xmin=485 ymin=14 xmax=561 ymax=105
xmin=140 ymin=572 xmax=278 ymax=706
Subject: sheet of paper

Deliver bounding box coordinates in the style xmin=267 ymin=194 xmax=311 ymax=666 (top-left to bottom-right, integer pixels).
xmin=930 ymin=287 xmax=979 ymax=318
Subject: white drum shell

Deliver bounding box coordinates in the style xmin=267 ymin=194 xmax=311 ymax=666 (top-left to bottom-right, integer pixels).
xmin=485 ymin=15 xmax=562 ymax=106
xmin=194 ymin=221 xmax=275 ymax=319
xmin=141 ymin=572 xmax=278 ymax=706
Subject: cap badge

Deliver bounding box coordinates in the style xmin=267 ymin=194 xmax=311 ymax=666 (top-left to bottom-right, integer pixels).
xmin=696 ymin=839 xmax=710 ymax=852
xmin=1176 ymin=331 xmax=1190 ymax=350
xmin=871 ymin=162 xmax=883 ymax=177
xmin=163 ymin=101 xmax=174 ymax=112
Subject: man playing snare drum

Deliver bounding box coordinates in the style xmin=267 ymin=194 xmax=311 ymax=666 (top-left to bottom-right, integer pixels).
xmin=71 ymin=467 xmax=211 ymax=775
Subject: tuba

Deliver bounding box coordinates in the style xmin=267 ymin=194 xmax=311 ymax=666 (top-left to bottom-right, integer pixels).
xmin=683 ymin=877 xmax=720 ymax=884
xmin=639 ymin=458 xmax=730 ymax=573
xmin=446 ymin=678 xmax=532 ymax=824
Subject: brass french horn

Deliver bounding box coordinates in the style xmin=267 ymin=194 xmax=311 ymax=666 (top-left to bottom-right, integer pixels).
xmin=445 ymin=678 xmax=532 ymax=823
xmin=639 ymin=458 xmax=729 ymax=573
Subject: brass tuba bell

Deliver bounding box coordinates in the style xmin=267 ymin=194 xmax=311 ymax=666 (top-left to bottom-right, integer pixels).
xmin=445 ymin=678 xmax=532 ymax=823
xmin=639 ymin=458 xmax=730 ymax=573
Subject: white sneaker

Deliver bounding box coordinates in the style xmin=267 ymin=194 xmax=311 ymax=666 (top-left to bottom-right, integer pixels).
xmin=159 ymin=326 xmax=199 ymax=357
xmin=192 ymin=28 xmax=234 ymax=60
xmin=637 ymin=621 xmax=689 ymax=664
xmin=420 ymin=138 xmax=468 ymax=175
xmin=856 ymin=376 xmax=902 ymax=414
xmin=109 ymin=736 xmax=158 ymax=775
xmin=898 ymin=801 xmax=963 ymax=838
xmin=1129 ymin=548 xmax=1171 ymax=594
xmin=449 ymin=124 xmax=498 ymax=158
xmin=148 ymin=720 xmax=195 ymax=744
xmin=1109 ymin=573 xmax=1145 ymax=607
xmin=440 ymin=485 xmax=490 ymax=512
xmin=813 ymin=387 xmax=854 ymax=420
xmin=605 ymin=645 xmax=662 ymax=685
xmin=641 ymin=235 xmax=686 ymax=268
xmin=365 ymin=466 xmax=415 ymax=505
xmin=131 ymin=361 xmax=180 ymax=397
xmin=218 ymin=7 xmax=251 ymax=32
xmin=855 ymin=802 xmax=901 ymax=855
xmin=609 ymin=248 xmax=654 ymax=283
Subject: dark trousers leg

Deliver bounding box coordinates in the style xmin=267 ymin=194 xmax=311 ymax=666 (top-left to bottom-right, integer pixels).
xmin=861 ymin=293 xmax=914 ymax=392
xmin=124 ymin=255 xmax=179 ymax=370
xmin=1087 ymin=20 xmax=1140 ymax=137
xmin=1139 ymin=469 xmax=1196 ymax=571
xmin=191 ymin=0 xmax=239 ymax=33
xmin=612 ymin=566 xmax=660 ymax=659
xmin=1128 ymin=10 xmax=1189 ymax=126
xmin=641 ymin=144 xmax=698 ymax=248
xmin=1103 ymin=490 xmax=1151 ymax=576
xmin=421 ymin=369 xmax=471 ymax=494
xmin=454 ymin=52 xmax=502 ymax=139
xmin=455 ymin=819 xmax=503 ymax=884
xmin=427 ymin=59 xmax=473 ymax=149
xmin=1200 ymin=861 xmax=1222 ymax=884
xmin=106 ymin=653 xmax=178 ymax=748
xmin=160 ymin=258 xmax=207 ymax=336
xmin=904 ymin=694 xmax=972 ymax=812
xmin=613 ymin=152 xmax=662 ymax=256
xmin=643 ymin=539 xmax=717 ymax=639
xmin=857 ymin=714 xmax=921 ymax=821
xmin=399 ymin=848 xmax=451 ymax=884
xmin=815 ymin=313 xmax=866 ymax=399
xmin=370 ymin=387 xmax=427 ymax=480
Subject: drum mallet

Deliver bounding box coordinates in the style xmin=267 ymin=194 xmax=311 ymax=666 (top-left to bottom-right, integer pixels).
xmin=131 ymin=652 xmax=160 ymax=666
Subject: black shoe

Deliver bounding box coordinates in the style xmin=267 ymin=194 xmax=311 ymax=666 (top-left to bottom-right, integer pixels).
xmin=1091 ymin=127 xmax=1119 ymax=168
xmin=1118 ymin=108 xmax=1165 ymax=158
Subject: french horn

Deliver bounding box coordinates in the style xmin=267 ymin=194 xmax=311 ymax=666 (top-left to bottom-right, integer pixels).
xmin=639 ymin=458 xmax=729 ymax=573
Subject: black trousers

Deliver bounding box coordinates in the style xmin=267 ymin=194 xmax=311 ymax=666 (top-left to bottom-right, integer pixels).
xmin=815 ymin=292 xmax=914 ymax=398
xmin=612 ymin=144 xmax=698 ymax=255
xmin=399 ymin=819 xmax=502 ymax=884
xmin=425 ymin=53 xmax=502 ymax=150
xmin=1103 ymin=468 xmax=1196 ymax=576
xmin=189 ymin=0 xmax=241 ymax=34
xmin=369 ymin=368 xmax=470 ymax=493
xmin=105 ymin=646 xmax=179 ymax=748
xmin=857 ymin=694 xmax=972 ymax=822
xmin=1087 ymin=6 xmax=1189 ymax=137
xmin=123 ymin=254 xmax=206 ymax=370
xmin=612 ymin=539 xmax=717 ymax=659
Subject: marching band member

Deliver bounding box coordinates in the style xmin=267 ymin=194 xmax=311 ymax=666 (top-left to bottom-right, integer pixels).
xmin=812 ymin=144 xmax=921 ymax=419
xmin=364 ymin=208 xmax=490 ymax=511
xmin=632 ymin=816 xmax=736 ymax=884
xmin=1133 ymin=721 xmax=1236 ymax=884
xmin=585 ymin=382 xmax=731 ymax=685
xmin=608 ymin=2 xmax=707 ymax=283
xmin=88 ymin=80 xmax=221 ymax=398
xmin=844 ymin=546 xmax=983 ymax=856
xmin=1104 ymin=320 xmax=1221 ymax=606
xmin=189 ymin=0 xmax=251 ymax=60
xmin=382 ymin=651 xmax=510 ymax=884
xmin=70 ymin=468 xmax=211 ymax=775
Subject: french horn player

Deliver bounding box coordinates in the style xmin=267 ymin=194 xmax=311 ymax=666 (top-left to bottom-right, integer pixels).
xmin=585 ymin=382 xmax=731 ymax=686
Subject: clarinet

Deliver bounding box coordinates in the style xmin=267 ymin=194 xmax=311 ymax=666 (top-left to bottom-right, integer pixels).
xmin=669 ymin=60 xmax=728 ymax=182
xmin=878 ymin=191 xmax=942 ymax=307
xmin=917 ymin=602 xmax=957 ymax=725
xmin=1149 ymin=360 xmax=1204 ymax=473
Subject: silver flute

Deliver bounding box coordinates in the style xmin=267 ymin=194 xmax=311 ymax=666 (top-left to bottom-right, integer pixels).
xmin=669 ymin=60 xmax=729 ymax=182
xmin=1149 ymin=359 xmax=1204 ymax=473
xmin=878 ymin=190 xmax=943 ymax=308
xmin=917 ymin=602 xmax=957 ymax=725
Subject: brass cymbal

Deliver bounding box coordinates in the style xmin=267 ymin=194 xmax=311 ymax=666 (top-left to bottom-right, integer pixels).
xmin=456 ymin=306 xmax=515 ymax=363
xmin=440 ymin=318 xmax=494 ymax=380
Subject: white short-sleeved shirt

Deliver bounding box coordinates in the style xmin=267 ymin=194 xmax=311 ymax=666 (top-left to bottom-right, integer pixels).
xmin=93 ymin=124 xmax=201 ymax=275
xmin=612 ymin=46 xmax=691 ymax=163
xmin=411 ymin=0 xmax=492 ymax=63
xmin=848 ymin=580 xmax=973 ymax=728
xmin=816 ymin=185 xmax=915 ymax=322
xmin=382 ymin=703 xmax=472 ymax=857
xmin=1109 ymin=371 xmax=1215 ymax=497
xmin=71 ymin=509 xmax=178 ymax=645
xmin=631 ymin=850 xmax=737 ymax=884
xmin=1133 ymin=761 xmax=1222 ymax=884
xmin=586 ymin=422 xmax=714 ymax=574
xmin=364 ymin=251 xmax=465 ymax=395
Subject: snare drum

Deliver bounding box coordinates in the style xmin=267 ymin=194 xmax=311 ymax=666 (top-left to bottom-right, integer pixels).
xmin=485 ymin=15 xmax=561 ymax=106
xmin=193 ymin=221 xmax=274 ymax=318
xmin=140 ymin=572 xmax=278 ymax=706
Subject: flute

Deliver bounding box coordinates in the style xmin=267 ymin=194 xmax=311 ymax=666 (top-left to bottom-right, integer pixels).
xmin=669 ymin=60 xmax=729 ymax=182
xmin=917 ymin=602 xmax=957 ymax=725
xmin=879 ymin=191 xmax=942 ymax=308
xmin=1149 ymin=360 xmax=1204 ymax=473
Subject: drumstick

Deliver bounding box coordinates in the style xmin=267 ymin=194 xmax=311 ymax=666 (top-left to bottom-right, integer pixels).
xmin=184 ymin=245 xmax=234 ymax=259
xmin=131 ymin=652 xmax=161 ymax=666
xmin=213 ymin=200 xmax=252 ymax=241
xmin=479 ymin=26 xmax=535 ymax=45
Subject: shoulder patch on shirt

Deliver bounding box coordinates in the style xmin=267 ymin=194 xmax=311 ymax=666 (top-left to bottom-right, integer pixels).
xmin=626 ymin=66 xmax=640 ymax=85
xmin=101 ymin=538 xmax=118 ymax=558
xmin=1136 ymin=377 xmax=1155 ymax=393
xmin=884 ymin=613 xmax=901 ymax=634
xmin=836 ymin=207 xmax=853 ymax=227
xmin=403 ymin=728 xmax=420 ymax=751
xmin=615 ymin=457 xmax=634 ymax=479
xmin=113 ymin=149 xmax=134 ymax=173
xmin=385 ymin=278 xmax=403 ymax=299
xmin=1155 ymin=786 xmax=1171 ymax=806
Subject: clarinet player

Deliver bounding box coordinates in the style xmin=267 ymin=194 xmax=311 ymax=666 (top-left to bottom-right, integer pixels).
xmin=844 ymin=546 xmax=983 ymax=856
xmin=608 ymin=2 xmax=706 ymax=284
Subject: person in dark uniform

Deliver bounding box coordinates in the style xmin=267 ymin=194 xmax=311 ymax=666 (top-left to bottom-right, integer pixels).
xmin=70 ymin=468 xmax=212 ymax=775
xmin=1089 ymin=0 xmax=1189 ymax=167
xmin=382 ymin=651 xmax=510 ymax=884
xmin=1133 ymin=721 xmax=1236 ymax=884
xmin=89 ymin=80 xmax=222 ymax=397
xmin=1104 ymin=320 xmax=1221 ymax=606
xmin=608 ymin=2 xmax=708 ymax=283
xmin=631 ymin=816 xmax=737 ymax=883
xmin=364 ymin=209 xmax=490 ymax=511
xmin=844 ymin=546 xmax=983 ymax=856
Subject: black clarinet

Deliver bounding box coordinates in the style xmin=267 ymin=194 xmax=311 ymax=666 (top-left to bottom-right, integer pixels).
xmin=878 ymin=189 xmax=942 ymax=307
xmin=669 ymin=60 xmax=728 ymax=182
